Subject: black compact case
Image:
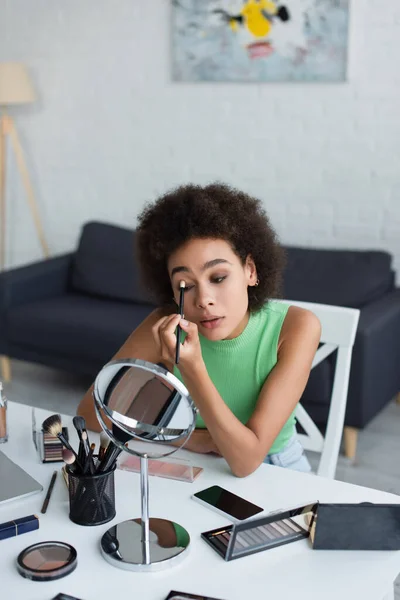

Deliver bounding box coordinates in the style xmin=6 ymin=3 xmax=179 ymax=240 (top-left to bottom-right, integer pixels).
xmin=310 ymin=503 xmax=400 ymax=550
xmin=201 ymin=502 xmax=317 ymax=561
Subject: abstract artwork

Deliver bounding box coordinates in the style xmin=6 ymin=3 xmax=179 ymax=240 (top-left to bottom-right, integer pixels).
xmin=172 ymin=1 xmax=350 ymax=82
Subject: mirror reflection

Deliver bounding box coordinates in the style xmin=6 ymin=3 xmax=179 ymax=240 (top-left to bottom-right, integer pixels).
xmin=94 ymin=359 xmax=196 ymax=457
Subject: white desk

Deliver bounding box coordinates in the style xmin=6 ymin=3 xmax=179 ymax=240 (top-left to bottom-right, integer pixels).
xmin=1 ymin=401 xmax=399 ymax=600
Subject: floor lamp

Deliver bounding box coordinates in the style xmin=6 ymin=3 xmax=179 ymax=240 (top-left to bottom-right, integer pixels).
xmin=0 ymin=62 xmax=49 ymax=382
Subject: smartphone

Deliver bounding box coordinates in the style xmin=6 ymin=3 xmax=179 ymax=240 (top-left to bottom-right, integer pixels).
xmin=192 ymin=485 xmax=263 ymax=522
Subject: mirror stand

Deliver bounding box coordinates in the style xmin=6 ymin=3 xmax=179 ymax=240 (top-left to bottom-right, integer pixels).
xmin=94 ymin=359 xmax=195 ymax=572
xmin=100 ymin=453 xmax=191 ymax=572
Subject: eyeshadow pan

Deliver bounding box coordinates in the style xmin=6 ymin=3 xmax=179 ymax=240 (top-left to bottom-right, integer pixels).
xmin=278 ymin=520 xmax=298 ymax=535
xmin=254 ymin=527 xmax=271 ymax=544
xmin=235 ymin=533 xmax=251 ymax=548
xmin=212 ymin=533 xmax=228 ymax=548
xmin=245 ymin=529 xmax=264 ymax=545
xmin=232 ymin=536 xmax=246 ymax=550
xmin=268 ymin=521 xmax=286 ymax=537
xmin=263 ymin=523 xmax=280 ymax=539
xmin=258 ymin=525 xmax=276 ymax=540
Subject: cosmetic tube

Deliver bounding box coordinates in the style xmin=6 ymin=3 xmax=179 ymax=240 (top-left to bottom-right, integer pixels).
xmin=0 ymin=382 xmax=8 ymax=443
xmin=0 ymin=514 xmax=39 ymax=541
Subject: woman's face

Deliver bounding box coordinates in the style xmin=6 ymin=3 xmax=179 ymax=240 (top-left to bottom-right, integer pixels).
xmin=168 ymin=238 xmax=257 ymax=340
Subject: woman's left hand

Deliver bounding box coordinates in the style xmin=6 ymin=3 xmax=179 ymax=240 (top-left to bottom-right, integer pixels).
xmin=152 ymin=314 xmax=204 ymax=374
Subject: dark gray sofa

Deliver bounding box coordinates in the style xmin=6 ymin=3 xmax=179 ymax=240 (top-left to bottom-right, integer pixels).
xmin=1 ymin=221 xmax=399 ymax=458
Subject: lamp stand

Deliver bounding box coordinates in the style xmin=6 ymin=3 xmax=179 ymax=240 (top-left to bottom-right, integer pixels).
xmin=0 ymin=111 xmax=49 ymax=382
xmin=0 ymin=111 xmax=49 ymax=268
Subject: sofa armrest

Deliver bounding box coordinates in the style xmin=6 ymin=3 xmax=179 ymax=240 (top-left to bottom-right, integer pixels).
xmin=346 ymin=288 xmax=400 ymax=428
xmin=0 ymin=254 xmax=73 ymax=309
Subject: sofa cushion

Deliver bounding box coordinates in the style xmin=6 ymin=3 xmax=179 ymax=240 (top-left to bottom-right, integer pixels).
xmin=283 ymin=247 xmax=393 ymax=309
xmin=7 ymin=294 xmax=154 ymax=364
xmin=71 ymin=222 xmax=154 ymax=305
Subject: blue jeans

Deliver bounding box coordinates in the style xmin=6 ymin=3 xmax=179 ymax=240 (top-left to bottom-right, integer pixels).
xmin=264 ymin=435 xmax=312 ymax=473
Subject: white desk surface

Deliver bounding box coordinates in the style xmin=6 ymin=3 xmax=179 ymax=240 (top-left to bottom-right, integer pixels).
xmin=0 ymin=401 xmax=399 ymax=600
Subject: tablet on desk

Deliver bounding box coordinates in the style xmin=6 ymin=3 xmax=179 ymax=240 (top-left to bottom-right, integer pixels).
xmin=0 ymin=451 xmax=43 ymax=504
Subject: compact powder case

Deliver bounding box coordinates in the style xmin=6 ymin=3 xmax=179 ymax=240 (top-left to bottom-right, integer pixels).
xmin=16 ymin=541 xmax=77 ymax=582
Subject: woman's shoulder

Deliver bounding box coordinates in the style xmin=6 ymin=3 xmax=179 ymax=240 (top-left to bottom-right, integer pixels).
xmin=261 ymin=300 xmax=320 ymax=331
xmin=278 ymin=303 xmax=322 ymax=353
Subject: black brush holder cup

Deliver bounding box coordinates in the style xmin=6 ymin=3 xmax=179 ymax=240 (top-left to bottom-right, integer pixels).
xmin=67 ymin=465 xmax=116 ymax=526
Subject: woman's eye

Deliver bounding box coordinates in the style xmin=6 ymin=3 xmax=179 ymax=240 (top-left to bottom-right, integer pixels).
xmin=212 ymin=276 xmax=227 ymax=284
xmin=180 ymin=284 xmax=193 ymax=293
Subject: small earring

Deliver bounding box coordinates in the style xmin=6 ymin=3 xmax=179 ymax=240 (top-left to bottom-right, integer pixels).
xmin=254 ymin=279 xmax=259 ymax=287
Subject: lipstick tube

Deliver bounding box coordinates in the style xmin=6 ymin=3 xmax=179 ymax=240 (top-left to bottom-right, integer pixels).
xmin=0 ymin=514 xmax=39 ymax=541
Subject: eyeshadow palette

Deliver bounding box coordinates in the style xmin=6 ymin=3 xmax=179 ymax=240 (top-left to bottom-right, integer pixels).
xmin=17 ymin=541 xmax=77 ymax=582
xmin=32 ymin=408 xmax=69 ymax=463
xmin=201 ymin=502 xmax=317 ymax=561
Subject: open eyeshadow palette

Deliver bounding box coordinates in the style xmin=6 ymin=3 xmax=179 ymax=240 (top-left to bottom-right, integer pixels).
xmin=201 ymin=502 xmax=317 ymax=561
xmin=202 ymin=501 xmax=400 ymax=559
xmin=32 ymin=408 xmax=69 ymax=463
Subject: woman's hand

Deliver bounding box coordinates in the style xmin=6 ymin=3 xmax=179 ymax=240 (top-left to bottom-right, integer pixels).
xmin=152 ymin=313 xmax=204 ymax=374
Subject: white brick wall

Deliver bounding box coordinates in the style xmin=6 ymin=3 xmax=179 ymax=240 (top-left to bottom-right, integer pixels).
xmin=1 ymin=0 xmax=399 ymax=283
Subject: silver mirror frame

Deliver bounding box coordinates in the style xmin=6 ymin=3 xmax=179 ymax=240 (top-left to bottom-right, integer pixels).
xmin=93 ymin=358 xmax=197 ymax=571
xmin=93 ymin=359 xmax=197 ymax=459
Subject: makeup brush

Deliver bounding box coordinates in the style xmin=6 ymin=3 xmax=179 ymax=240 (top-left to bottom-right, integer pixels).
xmin=72 ymin=415 xmax=90 ymax=465
xmin=61 ymin=449 xmax=75 ymax=493
xmin=42 ymin=414 xmax=83 ymax=472
xmin=62 ymin=447 xmax=76 ymax=469
xmin=175 ymin=280 xmax=185 ymax=364
xmin=84 ymin=442 xmax=96 ymax=475
xmin=97 ymin=424 xmax=132 ymax=473
xmin=99 ymin=431 xmax=110 ymax=461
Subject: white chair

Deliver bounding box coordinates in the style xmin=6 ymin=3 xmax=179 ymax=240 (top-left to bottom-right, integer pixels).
xmin=277 ymin=299 xmax=360 ymax=479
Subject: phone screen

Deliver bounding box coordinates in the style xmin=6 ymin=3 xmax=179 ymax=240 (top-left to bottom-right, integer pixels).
xmin=193 ymin=485 xmax=263 ymax=520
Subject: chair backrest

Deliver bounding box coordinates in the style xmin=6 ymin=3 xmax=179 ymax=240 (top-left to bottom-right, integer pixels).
xmin=277 ymin=299 xmax=360 ymax=479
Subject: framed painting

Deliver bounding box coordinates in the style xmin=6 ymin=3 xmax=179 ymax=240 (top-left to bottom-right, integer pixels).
xmin=172 ymin=1 xmax=350 ymax=82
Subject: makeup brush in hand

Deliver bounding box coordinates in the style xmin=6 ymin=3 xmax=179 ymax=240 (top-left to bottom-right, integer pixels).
xmin=42 ymin=414 xmax=83 ymax=472
xmin=175 ymin=280 xmax=185 ymax=364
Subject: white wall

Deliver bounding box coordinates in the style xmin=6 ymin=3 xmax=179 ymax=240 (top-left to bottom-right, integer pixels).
xmin=1 ymin=1 xmax=399 ymax=281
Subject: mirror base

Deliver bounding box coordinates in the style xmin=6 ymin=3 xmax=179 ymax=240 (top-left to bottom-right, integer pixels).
xmin=100 ymin=518 xmax=190 ymax=572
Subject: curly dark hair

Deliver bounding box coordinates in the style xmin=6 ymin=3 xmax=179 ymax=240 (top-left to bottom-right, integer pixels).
xmin=136 ymin=182 xmax=286 ymax=312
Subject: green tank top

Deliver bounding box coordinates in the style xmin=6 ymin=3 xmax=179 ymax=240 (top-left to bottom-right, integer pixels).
xmin=173 ymin=301 xmax=296 ymax=455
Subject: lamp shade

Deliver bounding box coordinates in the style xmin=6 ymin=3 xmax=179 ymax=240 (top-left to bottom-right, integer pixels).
xmin=0 ymin=63 xmax=36 ymax=106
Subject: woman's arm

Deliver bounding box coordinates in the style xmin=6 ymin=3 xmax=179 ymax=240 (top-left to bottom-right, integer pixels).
xmin=175 ymin=306 xmax=321 ymax=477
xmin=77 ymin=308 xmax=171 ymax=432
xmin=76 ymin=308 xmax=219 ymax=454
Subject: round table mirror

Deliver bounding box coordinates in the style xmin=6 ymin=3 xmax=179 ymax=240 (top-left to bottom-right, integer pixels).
xmin=93 ymin=359 xmax=197 ymax=571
